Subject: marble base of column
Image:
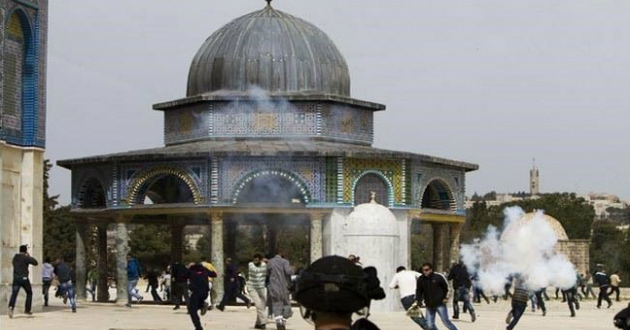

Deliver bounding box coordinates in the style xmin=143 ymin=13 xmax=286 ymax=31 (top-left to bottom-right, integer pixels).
xmin=432 ymin=224 xmax=445 ymax=272
xmin=210 ymin=212 xmax=224 ymax=300
xmin=310 ymin=214 xmax=323 ymax=263
xmin=97 ymin=223 xmax=109 ymax=302
xmin=75 ymin=223 xmax=88 ymax=301
xmin=115 ymin=220 xmax=129 ymax=305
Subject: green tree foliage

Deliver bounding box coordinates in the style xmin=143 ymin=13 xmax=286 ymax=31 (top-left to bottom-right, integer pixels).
xmin=42 ymin=160 xmax=77 ymax=264
xmin=605 ymin=206 xmax=630 ymax=224
xmin=590 ymin=221 xmax=629 ymax=285
xmin=129 ymin=224 xmax=171 ymax=273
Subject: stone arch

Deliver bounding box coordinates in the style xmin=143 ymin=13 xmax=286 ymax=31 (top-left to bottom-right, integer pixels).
xmin=420 ymin=178 xmax=456 ymax=211
xmin=125 ymin=166 xmax=203 ymax=205
xmin=3 ymin=7 xmax=38 ymax=145
xmin=77 ymin=177 xmax=107 ymax=208
xmin=351 ymin=170 xmax=393 ymax=207
xmin=231 ymin=169 xmax=311 ymax=205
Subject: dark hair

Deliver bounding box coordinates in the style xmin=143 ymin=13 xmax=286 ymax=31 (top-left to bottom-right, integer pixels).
xmin=19 ymin=245 xmax=28 ymax=253
xmin=396 ymin=266 xmax=406 ymax=272
xmin=422 ymin=262 xmax=433 ymax=270
xmin=253 ymin=253 xmax=263 ymax=259
xmin=45 ymin=257 xmax=51 ymax=263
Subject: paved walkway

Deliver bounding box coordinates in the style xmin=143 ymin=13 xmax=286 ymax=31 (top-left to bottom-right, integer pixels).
xmin=1 ymin=297 xmax=625 ymax=330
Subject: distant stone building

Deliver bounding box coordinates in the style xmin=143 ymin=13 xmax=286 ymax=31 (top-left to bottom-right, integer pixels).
xmin=0 ymin=0 xmax=48 ymax=314
xmin=582 ymin=193 xmax=628 ymax=221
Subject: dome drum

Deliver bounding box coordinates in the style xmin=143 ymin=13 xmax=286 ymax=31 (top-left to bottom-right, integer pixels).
xmin=163 ymin=100 xmax=375 ymax=146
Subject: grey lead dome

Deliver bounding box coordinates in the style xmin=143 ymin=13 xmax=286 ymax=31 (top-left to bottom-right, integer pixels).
xmin=186 ymin=4 xmax=351 ymax=97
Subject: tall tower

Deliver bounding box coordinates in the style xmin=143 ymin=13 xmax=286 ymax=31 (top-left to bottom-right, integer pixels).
xmin=530 ymin=159 xmax=540 ymax=195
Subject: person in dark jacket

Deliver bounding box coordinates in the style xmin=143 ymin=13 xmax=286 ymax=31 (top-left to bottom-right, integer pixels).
xmin=55 ymin=258 xmax=77 ymax=313
xmin=594 ymin=269 xmax=613 ymax=308
xmin=505 ymin=276 xmax=528 ymax=330
xmin=145 ymin=269 xmax=162 ymax=302
xmin=186 ymin=262 xmax=217 ymax=330
xmin=171 ymin=260 xmax=189 ymax=310
xmin=217 ymin=257 xmax=251 ymax=311
xmin=614 ymin=302 xmax=630 ymax=330
xmin=126 ymin=254 xmax=144 ymax=307
xmin=416 ymin=262 xmax=459 ymax=330
xmin=560 ymin=273 xmax=581 ymax=317
xmin=8 ymin=245 xmax=38 ymax=318
xmin=447 ymin=262 xmax=476 ymax=322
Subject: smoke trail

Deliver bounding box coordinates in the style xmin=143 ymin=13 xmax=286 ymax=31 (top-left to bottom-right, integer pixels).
xmin=461 ymin=207 xmax=577 ymax=294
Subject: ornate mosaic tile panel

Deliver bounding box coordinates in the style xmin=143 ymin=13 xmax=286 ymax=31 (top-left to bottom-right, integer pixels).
xmin=218 ymin=157 xmax=326 ymax=204
xmin=1 ymin=5 xmax=44 ymax=147
xmin=320 ymin=104 xmax=373 ymax=145
xmin=0 ymin=6 xmax=4 ymax=127
xmin=2 ymin=12 xmax=24 ymax=132
xmin=164 ymin=104 xmax=210 ymax=144
xmin=342 ymin=158 xmax=404 ymax=205
xmin=210 ymin=102 xmax=318 ymax=137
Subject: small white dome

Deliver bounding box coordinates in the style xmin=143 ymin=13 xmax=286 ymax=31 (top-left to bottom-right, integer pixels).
xmin=345 ymin=202 xmax=398 ymax=236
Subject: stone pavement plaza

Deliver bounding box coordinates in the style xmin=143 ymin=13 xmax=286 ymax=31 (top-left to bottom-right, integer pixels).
xmin=1 ymin=297 xmax=624 ymax=330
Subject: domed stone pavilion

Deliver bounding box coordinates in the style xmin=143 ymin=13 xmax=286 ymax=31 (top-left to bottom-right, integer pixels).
xmin=58 ymin=2 xmax=478 ymax=308
xmin=501 ymin=212 xmax=590 ymax=275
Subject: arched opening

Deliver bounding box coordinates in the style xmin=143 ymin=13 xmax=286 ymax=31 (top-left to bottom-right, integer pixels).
xmin=421 ymin=179 xmax=455 ymax=211
xmin=229 ymin=172 xmax=311 ymax=270
xmin=354 ymin=173 xmax=390 ymax=206
xmin=136 ymin=174 xmax=195 ymax=204
xmin=2 ymin=9 xmax=37 ymax=145
xmin=235 ymin=173 xmax=308 ymax=205
xmin=78 ymin=178 xmax=107 ymax=208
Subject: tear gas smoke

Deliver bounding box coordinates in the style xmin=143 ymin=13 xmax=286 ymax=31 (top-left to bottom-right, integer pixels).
xmin=460 ymin=207 xmax=577 ymax=294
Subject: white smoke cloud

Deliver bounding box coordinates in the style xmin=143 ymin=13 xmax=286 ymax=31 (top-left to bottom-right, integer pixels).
xmin=461 ymin=207 xmax=577 ymax=294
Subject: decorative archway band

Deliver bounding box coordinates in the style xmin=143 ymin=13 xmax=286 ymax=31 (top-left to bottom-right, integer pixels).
xmin=231 ymin=169 xmax=312 ymax=205
xmin=124 ymin=166 xmax=204 ymax=205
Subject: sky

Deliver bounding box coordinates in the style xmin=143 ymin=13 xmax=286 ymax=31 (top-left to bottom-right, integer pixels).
xmin=46 ymin=0 xmax=630 ymax=204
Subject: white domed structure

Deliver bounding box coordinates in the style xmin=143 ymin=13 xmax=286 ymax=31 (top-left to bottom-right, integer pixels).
xmin=343 ymin=201 xmax=401 ymax=312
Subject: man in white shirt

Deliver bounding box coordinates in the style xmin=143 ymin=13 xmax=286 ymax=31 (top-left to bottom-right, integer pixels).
xmin=390 ymin=266 xmax=428 ymax=330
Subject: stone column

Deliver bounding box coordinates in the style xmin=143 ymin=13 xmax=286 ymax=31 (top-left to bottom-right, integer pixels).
xmin=97 ymin=223 xmax=110 ymax=302
xmin=114 ymin=216 xmax=130 ymax=305
xmin=75 ymin=222 xmax=89 ymax=301
xmin=267 ymin=221 xmax=278 ymax=256
xmin=310 ymin=213 xmax=324 ymax=263
xmin=225 ymin=220 xmax=237 ymax=259
xmin=432 ymin=223 xmax=445 ymax=272
xmin=449 ymin=223 xmax=464 ymax=266
xmin=210 ymin=212 xmax=224 ymax=299
xmin=170 ymin=220 xmax=184 ymax=263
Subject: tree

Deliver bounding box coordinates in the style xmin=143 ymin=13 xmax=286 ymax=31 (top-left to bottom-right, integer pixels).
xmin=128 ymin=224 xmax=171 ymax=272
xmin=42 ymin=160 xmax=77 ymax=264
xmin=605 ymin=206 xmax=630 ymax=224
xmin=590 ymin=221 xmax=626 ymax=277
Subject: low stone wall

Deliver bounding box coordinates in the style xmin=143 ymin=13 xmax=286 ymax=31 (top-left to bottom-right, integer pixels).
xmin=556 ymin=239 xmax=590 ymax=275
